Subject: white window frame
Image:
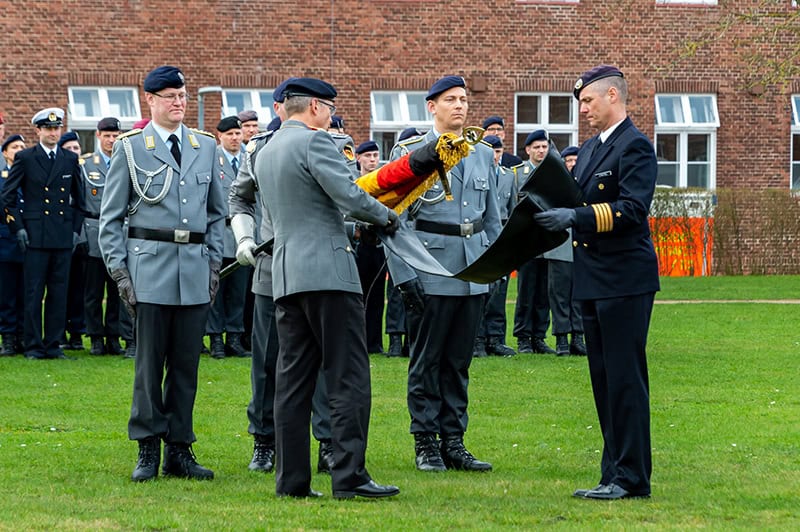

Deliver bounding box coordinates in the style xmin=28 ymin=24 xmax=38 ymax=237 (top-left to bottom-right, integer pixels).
xmin=791 ymin=95 xmax=800 ymax=190
xmin=67 ymin=86 xmax=141 ymax=130
xmin=221 ymin=88 xmax=277 ymax=125
xmin=656 ymin=0 xmax=717 ymax=5
xmin=654 ymin=93 xmax=719 ymax=189
xmin=514 ymin=92 xmax=579 ymax=156
xmin=370 ymin=91 xmax=431 ymax=161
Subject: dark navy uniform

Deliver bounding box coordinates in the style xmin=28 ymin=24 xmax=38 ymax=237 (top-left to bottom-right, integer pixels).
xmin=0 ymin=156 xmax=25 ymax=355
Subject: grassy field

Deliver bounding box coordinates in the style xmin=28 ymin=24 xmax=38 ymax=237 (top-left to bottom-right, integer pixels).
xmin=0 ymin=275 xmax=798 ymax=530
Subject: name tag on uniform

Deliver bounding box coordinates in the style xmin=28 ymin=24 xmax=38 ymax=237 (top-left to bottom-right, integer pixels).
xmin=594 ymin=170 xmax=612 ymax=178
xmin=61 ymin=174 xmax=72 ymax=179
xmin=89 ymin=172 xmax=101 ymax=180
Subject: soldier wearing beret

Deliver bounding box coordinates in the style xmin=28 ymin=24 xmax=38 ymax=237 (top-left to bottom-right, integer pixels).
xmin=0 ymin=108 xmax=85 ymax=359
xmin=99 ymin=65 xmax=226 ymax=482
xmin=386 ymin=75 xmax=500 ymax=473
xmin=237 ymin=110 xmax=260 ymax=145
xmin=482 ymin=115 xmax=523 ymax=168
xmin=255 ymin=76 xmax=400 ymax=499
xmin=535 ymin=65 xmax=659 ymax=500
xmin=561 ymin=145 xmax=579 ymax=173
xmin=0 ymin=133 xmax=26 ymax=355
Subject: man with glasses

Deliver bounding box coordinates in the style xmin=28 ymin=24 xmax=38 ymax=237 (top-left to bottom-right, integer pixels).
xmin=99 ymin=65 xmax=226 ymax=482
xmin=482 ymin=116 xmax=522 ymax=168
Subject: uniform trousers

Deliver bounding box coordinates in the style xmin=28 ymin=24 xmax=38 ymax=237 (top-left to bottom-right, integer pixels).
xmin=0 ymin=261 xmax=24 ymax=336
xmin=478 ymin=277 xmax=509 ymax=340
xmin=84 ymin=255 xmax=121 ymax=338
xmin=65 ymin=245 xmax=87 ymax=337
xmin=547 ymin=260 xmax=582 ymax=336
xmin=274 ymin=291 xmax=371 ymax=496
xmin=513 ymin=258 xmax=551 ymax=339
xmin=206 ymin=256 xmax=247 ymax=335
xmin=23 ymin=248 xmax=71 ymax=358
xmin=580 ymin=292 xmax=654 ymax=496
xmin=355 ymin=241 xmax=386 ymax=352
xmin=406 ymin=294 xmax=482 ymax=436
xmin=128 ymin=302 xmax=208 ymax=443
xmin=385 ymin=273 xmax=406 ymax=335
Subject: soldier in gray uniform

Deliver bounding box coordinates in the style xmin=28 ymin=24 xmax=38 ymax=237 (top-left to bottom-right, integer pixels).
xmin=473 ymin=135 xmax=515 ymax=357
xmin=255 ymin=77 xmax=399 ymax=499
xmin=81 ymin=117 xmax=125 ymax=356
xmin=386 ymin=76 xmax=500 ymax=473
xmin=206 ymin=116 xmax=249 ymax=359
xmin=99 ymin=66 xmax=226 ymax=482
xmin=328 ymin=115 xmax=357 ymax=178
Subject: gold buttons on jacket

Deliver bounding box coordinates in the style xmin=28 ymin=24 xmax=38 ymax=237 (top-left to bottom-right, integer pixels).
xmin=598 ymin=183 xmax=605 ymax=190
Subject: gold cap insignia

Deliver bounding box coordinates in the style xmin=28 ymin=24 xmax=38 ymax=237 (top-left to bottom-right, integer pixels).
xmin=574 ymin=79 xmax=583 ymax=91
xmin=48 ymin=112 xmax=57 ymax=122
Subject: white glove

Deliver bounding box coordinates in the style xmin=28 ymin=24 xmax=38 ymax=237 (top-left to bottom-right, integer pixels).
xmin=236 ymin=237 xmax=257 ymax=266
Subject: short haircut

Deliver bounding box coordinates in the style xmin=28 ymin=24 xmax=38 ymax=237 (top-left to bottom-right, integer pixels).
xmin=592 ymin=76 xmax=628 ymax=104
xmin=283 ymin=95 xmax=313 ymax=116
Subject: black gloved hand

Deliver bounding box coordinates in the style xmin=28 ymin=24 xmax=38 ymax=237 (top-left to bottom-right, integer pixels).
xmin=16 ymin=229 xmax=29 ymax=253
xmin=534 ymin=208 xmax=576 ymax=231
xmin=111 ymin=268 xmax=136 ymax=319
xmin=209 ymin=261 xmax=221 ymax=304
xmin=383 ymin=210 xmax=401 ymax=236
xmin=397 ymin=278 xmax=425 ymax=314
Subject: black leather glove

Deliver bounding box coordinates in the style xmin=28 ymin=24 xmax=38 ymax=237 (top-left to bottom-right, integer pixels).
xmin=534 ymin=208 xmax=576 ymax=231
xmin=16 ymin=229 xmax=29 ymax=253
xmin=356 ymin=223 xmax=380 ymax=245
xmin=209 ymin=261 xmax=221 ymax=304
xmin=397 ymin=278 xmax=425 ymax=313
xmin=383 ymin=210 xmax=401 ymax=236
xmin=111 ymin=268 xmax=136 ymax=319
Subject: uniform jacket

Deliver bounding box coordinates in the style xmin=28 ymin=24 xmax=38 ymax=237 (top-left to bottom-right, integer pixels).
xmin=494 ymin=163 xmax=515 ymax=222
xmin=571 ymin=116 xmax=660 ymax=300
xmin=81 ymin=151 xmax=110 ymax=257
xmin=0 ymin=165 xmax=24 ymax=262
xmin=215 ymin=145 xmax=238 ymax=258
xmin=98 ymin=122 xmax=226 ymax=306
xmin=255 ymin=119 xmax=390 ymax=300
xmin=0 ymin=144 xmax=83 ymax=250
xmin=386 ymin=129 xmax=502 ymax=296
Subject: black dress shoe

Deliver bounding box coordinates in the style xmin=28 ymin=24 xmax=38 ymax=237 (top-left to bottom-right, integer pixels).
xmin=333 ymin=479 xmax=400 ymax=499
xmin=162 ymin=444 xmax=214 ymax=480
xmin=277 ymin=489 xmax=324 ymax=498
xmin=573 ymin=484 xmax=606 ymax=497
xmin=583 ymin=483 xmax=649 ymax=500
xmin=317 ymin=440 xmax=335 ymax=474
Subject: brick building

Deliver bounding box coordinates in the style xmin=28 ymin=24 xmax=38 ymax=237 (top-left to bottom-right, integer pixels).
xmin=2 ymin=0 xmax=798 ymax=273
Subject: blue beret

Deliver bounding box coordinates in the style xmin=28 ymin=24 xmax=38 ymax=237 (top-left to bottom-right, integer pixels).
xmin=355 ymin=140 xmax=379 ymax=155
xmin=217 ymin=116 xmax=242 ymax=133
xmin=57 ymin=131 xmax=79 ymax=148
xmin=143 ymin=65 xmax=185 ymax=93
xmin=524 ymin=129 xmax=549 ymax=147
xmin=561 ymin=145 xmax=579 ymax=158
xmin=1 ymin=134 xmax=24 ymax=152
xmin=482 ymin=116 xmax=504 ymax=130
xmin=32 ymin=107 xmax=64 ymax=127
xmin=273 ymin=77 xmax=298 ymax=103
xmin=330 ymin=115 xmax=344 ymax=129
xmin=398 ymin=127 xmax=421 ymax=142
xmin=573 ymin=64 xmax=624 ymax=100
xmin=237 ymin=110 xmax=259 ymax=123
xmin=283 ymin=77 xmax=337 ymax=100
xmin=97 ymin=117 xmax=121 ymax=131
xmin=483 ymin=135 xmax=503 ymax=149
xmin=426 ymin=75 xmax=466 ymax=101
xmin=266 ymin=116 xmax=282 ymax=132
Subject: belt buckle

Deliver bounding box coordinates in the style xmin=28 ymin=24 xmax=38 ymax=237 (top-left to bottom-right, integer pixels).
xmin=459 ymin=222 xmax=474 ymax=237
xmin=173 ymin=229 xmax=190 ymax=243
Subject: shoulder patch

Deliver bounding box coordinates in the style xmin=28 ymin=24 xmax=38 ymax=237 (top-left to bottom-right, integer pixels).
xmin=191 ymin=128 xmax=216 ymax=139
xmin=118 ymin=128 xmax=142 ymax=139
xmin=342 ymin=144 xmax=355 ymax=161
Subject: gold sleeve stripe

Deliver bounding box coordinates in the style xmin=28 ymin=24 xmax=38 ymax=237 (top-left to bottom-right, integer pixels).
xmin=591 ymin=203 xmax=614 ymax=233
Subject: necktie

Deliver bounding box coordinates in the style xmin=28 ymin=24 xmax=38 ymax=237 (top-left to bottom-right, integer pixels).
xmin=49 ymin=151 xmax=55 ymax=161
xmin=231 ymin=156 xmax=239 ymax=175
xmin=591 ymin=139 xmax=603 ymax=159
xmin=168 ymin=134 xmax=181 ymax=167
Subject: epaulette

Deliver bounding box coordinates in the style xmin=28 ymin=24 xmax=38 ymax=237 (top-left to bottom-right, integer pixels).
xmin=118 ymin=128 xmax=142 ymax=139
xmin=191 ymin=128 xmax=215 ymax=139
xmin=398 ymin=136 xmax=424 ymax=148
xmin=246 ymin=130 xmax=274 ymax=153
xmin=480 ymin=139 xmax=493 ymax=148
xmin=81 ymin=152 xmax=94 ymax=159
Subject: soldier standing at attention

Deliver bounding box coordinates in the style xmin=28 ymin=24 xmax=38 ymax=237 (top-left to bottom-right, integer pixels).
xmin=386 ymin=75 xmax=500 ymax=473
xmin=1 ymin=108 xmax=84 ymax=360
xmin=0 ymin=133 xmax=26 ymax=356
xmin=99 ymin=66 xmax=226 ymax=482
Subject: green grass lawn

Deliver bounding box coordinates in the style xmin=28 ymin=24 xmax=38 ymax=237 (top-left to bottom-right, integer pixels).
xmin=0 ymin=276 xmax=798 ymax=529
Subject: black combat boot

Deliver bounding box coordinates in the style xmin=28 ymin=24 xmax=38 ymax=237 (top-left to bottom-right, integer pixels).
xmin=472 ymin=336 xmax=487 ymax=358
xmin=162 ymin=443 xmax=214 ymax=480
xmin=131 ymin=436 xmax=160 ymax=482
xmin=248 ymin=435 xmax=275 ymax=473
xmin=570 ymin=333 xmax=587 ymax=356
xmin=440 ymin=434 xmax=492 ymax=472
xmin=210 ymin=334 xmax=225 ymax=359
xmin=555 ymin=334 xmax=570 ymax=356
xmin=532 ymin=337 xmax=557 ymax=355
xmin=106 ymin=336 xmax=123 ymax=355
xmin=68 ymin=333 xmax=84 ymax=351
xmin=0 ymin=335 xmax=15 ymax=356
xmin=124 ymin=339 xmax=136 ymax=359
xmin=317 ymin=439 xmax=335 ymax=473
xmin=487 ymin=336 xmax=516 ymax=357
xmin=516 ymin=336 xmax=533 ymax=353
xmin=414 ymin=433 xmax=446 ymax=472
xmin=225 ymin=333 xmax=251 ymax=357
xmin=90 ymin=336 xmax=105 ymax=356
xmin=386 ymin=334 xmax=403 ymax=357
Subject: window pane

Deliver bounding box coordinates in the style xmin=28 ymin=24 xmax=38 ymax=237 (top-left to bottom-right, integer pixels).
xmin=406 ymin=93 xmax=429 ymax=122
xmin=657 ymin=163 xmax=679 ymax=187
xmin=688 ymin=96 xmax=715 ymax=124
xmin=550 ymin=133 xmax=571 ymax=153
xmin=517 ymin=95 xmax=540 ymax=124
xmin=223 ymin=91 xmax=251 ymax=115
xmin=656 ymin=95 xmax=683 ymax=124
xmin=516 ymin=132 xmax=529 ymax=161
xmin=374 ymin=132 xmax=396 ymax=161
xmin=793 ymin=163 xmax=800 ymax=190
xmin=258 ymin=91 xmax=274 ymax=109
xmin=687 ymin=163 xmax=709 ymax=188
xmin=655 ymin=134 xmax=678 ymax=162
xmin=793 ymin=134 xmax=800 ymax=189
xmin=687 ymin=134 xmax=709 ymax=161
xmin=71 ymin=89 xmax=100 ymax=117
xmin=106 ymin=89 xmax=138 ymax=118
xmin=793 ymin=95 xmax=800 ymax=126
xmin=548 ymin=96 xmax=572 ymax=124
xmin=373 ymin=93 xmax=400 ymax=122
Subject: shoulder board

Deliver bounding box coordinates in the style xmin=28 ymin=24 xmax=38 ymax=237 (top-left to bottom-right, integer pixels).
xmin=499 ymin=166 xmax=508 ymax=175
xmin=511 ymin=162 xmax=526 ymax=171
xmin=328 ymin=132 xmax=350 ymax=140
xmin=398 ymin=136 xmax=424 ymax=148
xmin=118 ymin=128 xmax=142 ymax=139
xmin=250 ymin=130 xmax=273 ymax=142
xmin=191 ymin=128 xmax=215 ymax=139
xmin=81 ymin=152 xmax=93 ymax=159
xmin=480 ymin=139 xmax=494 ymax=148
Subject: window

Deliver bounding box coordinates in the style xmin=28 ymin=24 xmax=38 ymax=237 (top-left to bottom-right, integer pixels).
xmin=370 ymin=91 xmax=431 ymax=160
xmin=654 ymin=94 xmax=719 ymax=189
xmin=514 ymin=93 xmax=578 ymax=161
xmin=221 ymin=89 xmax=277 ymax=125
xmin=656 ymin=0 xmax=717 ymax=4
xmin=792 ymin=95 xmax=800 ymax=189
xmin=68 ymin=87 xmax=141 ymax=151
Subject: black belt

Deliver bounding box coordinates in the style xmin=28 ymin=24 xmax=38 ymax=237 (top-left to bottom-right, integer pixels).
xmin=128 ymin=227 xmax=204 ymax=244
xmin=415 ymin=218 xmax=484 ymax=237
xmin=225 ymin=218 xmax=232 ymax=226
xmin=85 ymin=213 xmax=100 ymax=220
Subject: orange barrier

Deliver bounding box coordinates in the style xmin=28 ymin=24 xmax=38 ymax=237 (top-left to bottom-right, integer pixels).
xmin=650 ymin=217 xmax=713 ymax=277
